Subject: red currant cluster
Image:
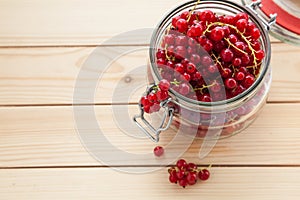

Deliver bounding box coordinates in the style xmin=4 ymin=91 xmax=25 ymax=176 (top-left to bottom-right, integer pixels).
xmin=168 ymin=159 xmax=211 ymax=188
xmin=156 ymin=8 xmax=265 ymax=102
xmin=140 ymin=79 xmax=171 ymax=113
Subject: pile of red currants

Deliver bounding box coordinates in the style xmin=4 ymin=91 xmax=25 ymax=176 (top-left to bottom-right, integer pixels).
xmin=168 ymin=159 xmax=211 ymax=188
xmin=141 ymin=8 xmax=265 ymax=113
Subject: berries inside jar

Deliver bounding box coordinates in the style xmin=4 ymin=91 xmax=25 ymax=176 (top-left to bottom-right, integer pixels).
xmin=136 ymin=1 xmax=271 ymax=139
xmin=153 ymin=9 xmax=264 ymax=104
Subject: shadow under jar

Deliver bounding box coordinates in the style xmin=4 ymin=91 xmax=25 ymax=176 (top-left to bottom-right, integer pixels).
xmin=134 ymin=0 xmax=274 ymax=142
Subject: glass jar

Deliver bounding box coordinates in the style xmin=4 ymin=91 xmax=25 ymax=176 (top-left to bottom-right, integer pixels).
xmin=134 ymin=0 xmax=274 ymax=142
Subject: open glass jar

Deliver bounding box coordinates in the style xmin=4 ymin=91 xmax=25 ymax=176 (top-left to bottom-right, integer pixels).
xmin=134 ymin=0 xmax=276 ymax=142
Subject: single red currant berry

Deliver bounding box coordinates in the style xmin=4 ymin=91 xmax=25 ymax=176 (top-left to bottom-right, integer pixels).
xmin=140 ymin=96 xmax=150 ymax=106
xmin=243 ymin=74 xmax=255 ymax=88
xmin=201 ymin=94 xmax=212 ymax=102
xmin=187 ymin=24 xmax=204 ymax=37
xmin=143 ymin=105 xmax=151 ymax=113
xmin=179 ymin=178 xmax=188 ymax=188
xmin=222 ymin=26 xmax=230 ymax=36
xmin=164 ymin=34 xmax=175 ymax=45
xmin=251 ymin=28 xmax=261 ymax=40
xmin=150 ymin=103 xmax=160 ymax=112
xmin=156 ymin=90 xmax=168 ymax=101
xmin=198 ymin=35 xmax=207 ymax=45
xmin=255 ymin=50 xmax=265 ymax=61
xmin=172 ymin=16 xmax=180 ymax=27
xmin=187 ymin=163 xmax=197 ymax=171
xmin=213 ymin=40 xmax=226 ymax=53
xmin=193 ymin=71 xmax=202 ymax=80
xmin=221 ymin=67 xmax=233 ymax=78
xmin=176 ymin=159 xmax=187 ymax=169
xmin=236 ymin=18 xmax=248 ymax=32
xmin=153 ymin=146 xmax=164 ymax=157
xmin=190 ymin=54 xmax=201 ymax=65
xmin=176 ymin=19 xmax=188 ymax=33
xmin=235 ymin=71 xmax=245 ymax=81
xmin=225 ymin=78 xmax=237 ymax=89
xmin=235 ymin=12 xmax=249 ymax=21
xmin=235 ymin=41 xmax=246 ymax=52
xmin=175 ymin=63 xmax=185 ymax=74
xmin=224 ymin=15 xmax=235 ymax=25
xmin=201 ymin=55 xmax=213 ymax=66
xmin=148 ymin=93 xmax=157 ymax=103
xmin=252 ymin=41 xmax=261 ymax=51
xmin=180 ymin=11 xmax=189 ymax=20
xmin=179 ymin=83 xmax=190 ymax=95
xmin=203 ymin=40 xmax=213 ymax=52
xmin=199 ymin=10 xmax=215 ymax=23
xmin=186 ymin=172 xmax=197 ymax=185
xmin=183 ymin=73 xmax=191 ymax=81
xmin=221 ymin=48 xmax=234 ymax=62
xmin=238 ymin=66 xmax=248 ymax=74
xmin=175 ymin=46 xmax=187 ymax=59
xmin=186 ymin=62 xmax=196 ymax=74
xmin=166 ymin=60 xmax=175 ymax=69
xmin=241 ymin=54 xmax=250 ymax=65
xmin=198 ymin=169 xmax=210 ymax=181
xmin=169 ymin=174 xmax=178 ymax=183
xmin=210 ymin=26 xmax=225 ymax=42
xmin=175 ymin=35 xmax=188 ymax=46
xmin=208 ymin=64 xmax=218 ymax=74
xmin=181 ymin=58 xmax=190 ymax=66
xmin=159 ymin=79 xmax=170 ymax=91
xmin=156 ymin=58 xmax=166 ymax=66
xmin=176 ymin=169 xmax=186 ymax=179
xmin=232 ymin=57 xmax=242 ymax=67
xmin=156 ymin=49 xmax=166 ymax=60
xmin=228 ymin=34 xmax=238 ymax=43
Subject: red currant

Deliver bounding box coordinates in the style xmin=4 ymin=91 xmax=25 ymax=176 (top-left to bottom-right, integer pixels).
xmin=153 ymin=146 xmax=164 ymax=157
xmin=198 ymin=169 xmax=210 ymax=181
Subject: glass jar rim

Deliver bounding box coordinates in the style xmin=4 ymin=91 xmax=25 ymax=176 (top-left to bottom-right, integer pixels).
xmin=149 ymin=0 xmax=271 ymax=107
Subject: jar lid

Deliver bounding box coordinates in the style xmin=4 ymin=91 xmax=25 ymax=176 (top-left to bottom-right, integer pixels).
xmin=242 ymin=0 xmax=300 ymax=45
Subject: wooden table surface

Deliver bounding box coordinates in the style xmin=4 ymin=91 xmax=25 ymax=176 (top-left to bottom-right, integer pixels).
xmin=1 ymin=0 xmax=300 ymax=199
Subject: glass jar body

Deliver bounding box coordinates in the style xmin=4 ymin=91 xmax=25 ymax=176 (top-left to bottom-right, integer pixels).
xmin=137 ymin=0 xmax=272 ymax=141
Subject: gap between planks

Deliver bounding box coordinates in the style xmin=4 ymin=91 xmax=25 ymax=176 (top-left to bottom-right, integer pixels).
xmin=1 ymin=164 xmax=300 ymax=170
xmin=0 ymin=101 xmax=299 ymax=108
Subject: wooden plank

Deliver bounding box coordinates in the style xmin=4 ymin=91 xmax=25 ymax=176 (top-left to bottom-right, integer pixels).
xmin=0 ymin=43 xmax=299 ymax=105
xmin=0 ymin=167 xmax=300 ymax=200
xmin=0 ymin=0 xmax=280 ymax=46
xmin=0 ymin=104 xmax=299 ymax=167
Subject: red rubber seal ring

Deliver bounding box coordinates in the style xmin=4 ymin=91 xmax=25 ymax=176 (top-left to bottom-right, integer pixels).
xmin=259 ymin=0 xmax=300 ymax=35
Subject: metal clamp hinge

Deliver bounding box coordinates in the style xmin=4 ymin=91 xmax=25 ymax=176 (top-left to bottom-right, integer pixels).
xmin=246 ymin=0 xmax=277 ymax=30
xmin=133 ymin=96 xmax=174 ymax=142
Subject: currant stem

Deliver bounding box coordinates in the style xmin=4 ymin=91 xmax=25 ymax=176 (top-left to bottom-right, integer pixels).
xmin=194 ymin=81 xmax=217 ymax=94
xmin=187 ymin=0 xmax=201 ymax=22
xmin=203 ymin=21 xmax=259 ymax=71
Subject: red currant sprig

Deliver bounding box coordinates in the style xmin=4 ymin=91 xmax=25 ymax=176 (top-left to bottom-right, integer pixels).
xmin=168 ymin=159 xmax=211 ymax=188
xmin=140 ymin=79 xmax=170 ymax=114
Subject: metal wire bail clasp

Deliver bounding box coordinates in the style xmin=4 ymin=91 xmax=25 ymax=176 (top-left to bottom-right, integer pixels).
xmin=133 ymin=85 xmax=174 ymax=142
xmin=246 ymin=0 xmax=277 ymax=30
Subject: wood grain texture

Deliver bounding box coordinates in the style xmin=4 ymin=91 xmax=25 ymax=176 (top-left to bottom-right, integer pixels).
xmin=0 ymin=104 xmax=299 ymax=167
xmin=0 ymin=0 xmax=280 ymax=46
xmin=1 ymin=167 xmax=300 ymax=200
xmin=0 ymin=43 xmax=299 ymax=105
